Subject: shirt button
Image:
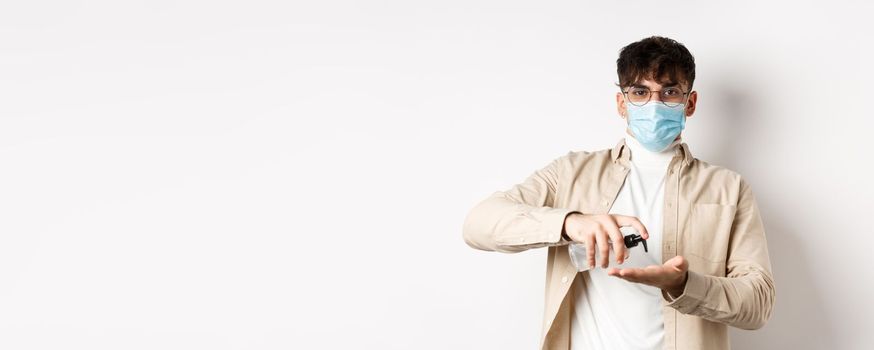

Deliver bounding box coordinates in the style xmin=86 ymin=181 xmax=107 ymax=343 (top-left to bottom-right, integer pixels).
xmin=667 ymin=202 xmax=672 ymax=207
xmin=670 ymin=169 xmax=675 ymax=174
xmin=519 ymin=237 xmax=525 ymax=243
xmin=561 ymin=276 xmax=569 ymax=283
xmin=603 ymin=200 xmax=609 ymax=206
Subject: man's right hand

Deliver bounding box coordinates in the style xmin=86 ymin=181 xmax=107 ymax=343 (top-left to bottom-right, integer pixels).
xmin=562 ymin=213 xmax=649 ymax=269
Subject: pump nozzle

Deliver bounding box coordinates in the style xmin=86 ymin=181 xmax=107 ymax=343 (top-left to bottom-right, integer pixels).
xmin=623 ymin=234 xmax=648 ymax=252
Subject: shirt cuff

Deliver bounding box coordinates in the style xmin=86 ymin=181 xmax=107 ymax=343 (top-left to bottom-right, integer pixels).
xmin=542 ymin=208 xmax=579 ymax=245
xmin=494 ymin=208 xmax=580 ymax=247
xmin=662 ymin=269 xmax=708 ymax=314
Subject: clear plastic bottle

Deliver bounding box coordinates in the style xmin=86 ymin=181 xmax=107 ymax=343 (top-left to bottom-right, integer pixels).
xmin=568 ymin=226 xmax=649 ymax=271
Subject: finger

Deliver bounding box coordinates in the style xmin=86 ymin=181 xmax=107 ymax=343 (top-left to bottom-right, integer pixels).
xmin=606 ymin=267 xmax=620 ymax=276
xmin=621 ymin=265 xmax=662 ymax=280
xmin=613 ymin=215 xmax=649 ymax=240
xmin=584 ymin=232 xmax=596 ymax=269
xmin=614 ymin=268 xmax=645 ymax=283
xmin=603 ymin=217 xmax=627 ymax=264
xmin=618 ymin=267 xmax=641 ymax=278
xmin=627 ymin=269 xmax=661 ymax=286
xmin=596 ymin=229 xmax=611 ymax=268
xmin=614 ymin=275 xmax=641 ymax=283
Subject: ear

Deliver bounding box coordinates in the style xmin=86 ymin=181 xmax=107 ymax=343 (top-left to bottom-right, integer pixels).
xmin=685 ymin=90 xmax=698 ymax=118
xmin=616 ymin=92 xmax=627 ymax=119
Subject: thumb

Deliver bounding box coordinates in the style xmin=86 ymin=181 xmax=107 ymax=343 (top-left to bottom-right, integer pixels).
xmin=665 ymin=255 xmax=688 ymax=271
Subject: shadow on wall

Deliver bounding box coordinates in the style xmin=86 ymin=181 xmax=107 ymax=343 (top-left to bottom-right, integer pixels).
xmin=705 ymin=74 xmax=833 ymax=349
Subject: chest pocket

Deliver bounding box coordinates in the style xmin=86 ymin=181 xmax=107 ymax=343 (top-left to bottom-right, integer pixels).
xmin=683 ymin=203 xmax=737 ymax=274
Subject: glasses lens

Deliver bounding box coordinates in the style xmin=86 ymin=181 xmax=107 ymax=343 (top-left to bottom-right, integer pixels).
xmin=661 ymin=88 xmax=685 ymax=107
xmin=626 ymin=87 xmax=651 ymax=106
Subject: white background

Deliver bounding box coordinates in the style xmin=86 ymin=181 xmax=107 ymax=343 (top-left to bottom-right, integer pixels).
xmin=1 ymin=1 xmax=873 ymax=349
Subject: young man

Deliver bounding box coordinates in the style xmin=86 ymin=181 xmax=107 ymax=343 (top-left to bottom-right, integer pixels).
xmin=462 ymin=36 xmax=776 ymax=350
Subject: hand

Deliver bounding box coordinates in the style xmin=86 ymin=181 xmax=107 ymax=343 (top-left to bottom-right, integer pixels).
xmin=606 ymin=255 xmax=689 ymax=297
xmin=562 ymin=213 xmax=649 ymax=269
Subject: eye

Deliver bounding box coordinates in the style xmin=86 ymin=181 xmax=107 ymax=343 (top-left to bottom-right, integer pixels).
xmin=663 ymin=88 xmax=680 ymax=96
xmin=631 ymin=89 xmax=648 ymax=96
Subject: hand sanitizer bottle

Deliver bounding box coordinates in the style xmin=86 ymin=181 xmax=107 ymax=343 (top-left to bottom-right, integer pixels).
xmin=568 ymin=226 xmax=649 ymax=271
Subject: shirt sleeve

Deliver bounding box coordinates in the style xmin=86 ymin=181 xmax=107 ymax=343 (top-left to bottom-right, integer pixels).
xmin=462 ymin=153 xmax=580 ymax=253
xmin=661 ymin=176 xmax=777 ymax=330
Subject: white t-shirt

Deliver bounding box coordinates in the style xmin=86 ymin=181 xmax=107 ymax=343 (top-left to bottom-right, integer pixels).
xmin=569 ymin=133 xmax=682 ymax=350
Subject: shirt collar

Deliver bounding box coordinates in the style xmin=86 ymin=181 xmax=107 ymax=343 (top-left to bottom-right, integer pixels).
xmin=610 ymin=137 xmax=694 ymax=167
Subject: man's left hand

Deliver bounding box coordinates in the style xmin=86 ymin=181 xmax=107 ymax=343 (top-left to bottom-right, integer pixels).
xmin=607 ymin=255 xmax=689 ymax=297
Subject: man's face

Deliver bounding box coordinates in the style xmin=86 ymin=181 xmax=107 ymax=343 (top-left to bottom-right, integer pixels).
xmin=615 ymin=78 xmax=698 ymax=139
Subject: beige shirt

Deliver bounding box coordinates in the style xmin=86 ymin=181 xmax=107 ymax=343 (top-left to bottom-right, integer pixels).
xmin=462 ymin=138 xmax=776 ymax=350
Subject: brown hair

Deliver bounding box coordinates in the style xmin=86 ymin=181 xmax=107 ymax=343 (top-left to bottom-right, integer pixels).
xmin=616 ymin=36 xmax=696 ymax=90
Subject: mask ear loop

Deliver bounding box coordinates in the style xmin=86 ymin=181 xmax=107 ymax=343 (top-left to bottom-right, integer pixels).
xmin=677 ymin=89 xmax=693 ymax=116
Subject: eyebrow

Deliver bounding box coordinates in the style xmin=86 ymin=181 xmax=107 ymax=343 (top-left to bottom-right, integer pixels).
xmin=631 ymin=81 xmax=681 ymax=89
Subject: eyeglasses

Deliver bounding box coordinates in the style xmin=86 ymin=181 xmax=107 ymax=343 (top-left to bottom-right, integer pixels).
xmin=621 ymin=86 xmax=691 ymax=107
